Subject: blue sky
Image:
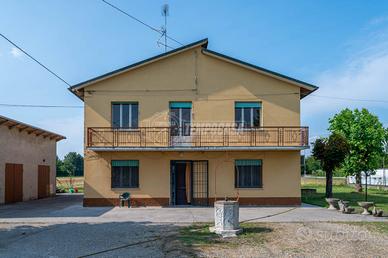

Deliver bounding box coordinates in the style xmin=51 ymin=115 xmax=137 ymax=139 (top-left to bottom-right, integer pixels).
xmin=1 ymin=0 xmax=388 ymax=158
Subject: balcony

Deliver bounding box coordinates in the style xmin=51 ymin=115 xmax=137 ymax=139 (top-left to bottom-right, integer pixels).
xmin=87 ymin=126 xmax=309 ymax=151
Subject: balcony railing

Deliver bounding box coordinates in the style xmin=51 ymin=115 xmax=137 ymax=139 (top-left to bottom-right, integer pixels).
xmin=87 ymin=126 xmax=309 ymax=149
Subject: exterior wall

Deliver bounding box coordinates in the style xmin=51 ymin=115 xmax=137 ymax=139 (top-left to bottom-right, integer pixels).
xmin=0 ymin=126 xmax=57 ymax=204
xmin=82 ymin=46 xmax=303 ymax=206
xmin=84 ymin=150 xmax=301 ymax=206
xmin=83 ymin=46 xmax=300 ymax=130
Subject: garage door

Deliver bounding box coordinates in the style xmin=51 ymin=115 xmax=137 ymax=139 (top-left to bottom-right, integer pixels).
xmin=5 ymin=163 xmax=23 ymax=204
xmin=38 ymin=165 xmax=50 ymax=199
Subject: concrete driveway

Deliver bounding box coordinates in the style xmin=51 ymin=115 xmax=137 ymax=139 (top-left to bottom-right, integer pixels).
xmin=0 ymin=194 xmax=386 ymax=224
xmin=0 ymin=195 xmax=386 ymax=258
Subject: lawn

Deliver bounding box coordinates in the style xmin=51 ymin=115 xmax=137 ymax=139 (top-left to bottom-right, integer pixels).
xmin=178 ymin=223 xmax=271 ymax=247
xmin=302 ymin=183 xmax=388 ymax=213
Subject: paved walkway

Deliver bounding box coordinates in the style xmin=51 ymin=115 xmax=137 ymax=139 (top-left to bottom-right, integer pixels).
xmin=0 ymin=194 xmax=386 ymax=224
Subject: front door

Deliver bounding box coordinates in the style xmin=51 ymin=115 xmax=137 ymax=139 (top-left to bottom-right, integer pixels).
xmin=175 ymin=162 xmax=188 ymax=205
xmin=170 ymin=160 xmax=209 ymax=206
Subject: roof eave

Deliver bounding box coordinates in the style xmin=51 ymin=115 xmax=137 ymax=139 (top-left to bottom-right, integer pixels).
xmin=201 ymin=49 xmax=318 ymax=99
xmin=0 ymin=115 xmax=66 ymax=141
xmin=68 ymin=38 xmax=209 ymax=100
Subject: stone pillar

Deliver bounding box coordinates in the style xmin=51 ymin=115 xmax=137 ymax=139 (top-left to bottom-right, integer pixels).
xmin=210 ymin=200 xmax=242 ymax=237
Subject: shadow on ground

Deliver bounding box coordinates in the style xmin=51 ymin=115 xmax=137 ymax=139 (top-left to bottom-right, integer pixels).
xmin=0 ymin=195 xmax=112 ymax=218
xmin=0 ymin=218 xmax=276 ymax=258
xmin=0 ymin=221 xmax=188 ymax=257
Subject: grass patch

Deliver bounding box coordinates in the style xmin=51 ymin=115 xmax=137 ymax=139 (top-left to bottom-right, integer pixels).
xmin=178 ymin=223 xmax=272 ymax=247
xmin=302 ymin=184 xmax=388 ymax=213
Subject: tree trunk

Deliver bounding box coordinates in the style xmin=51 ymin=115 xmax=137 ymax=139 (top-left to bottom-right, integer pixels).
xmin=355 ymin=173 xmax=363 ymax=192
xmin=326 ymin=170 xmax=333 ymax=198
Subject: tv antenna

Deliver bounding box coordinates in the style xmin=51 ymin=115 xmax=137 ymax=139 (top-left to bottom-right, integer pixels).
xmin=161 ymin=4 xmax=169 ymax=52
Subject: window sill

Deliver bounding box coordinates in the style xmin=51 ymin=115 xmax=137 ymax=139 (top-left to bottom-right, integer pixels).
xmin=111 ymin=128 xmax=140 ymax=131
xmin=235 ymin=187 xmax=263 ymax=190
xmin=111 ymin=187 xmax=140 ymax=190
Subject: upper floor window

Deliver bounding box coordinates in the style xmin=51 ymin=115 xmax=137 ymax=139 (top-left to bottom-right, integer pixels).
xmin=169 ymin=102 xmax=192 ymax=136
xmin=235 ymin=102 xmax=261 ymax=128
xmin=112 ymin=103 xmax=138 ymax=128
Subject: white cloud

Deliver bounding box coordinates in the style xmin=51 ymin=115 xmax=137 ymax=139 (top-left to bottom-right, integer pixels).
xmin=10 ymin=47 xmax=22 ymax=58
xmin=302 ymin=36 xmax=388 ymax=117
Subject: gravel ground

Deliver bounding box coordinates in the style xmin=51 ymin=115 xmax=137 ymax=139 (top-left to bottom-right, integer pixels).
xmin=195 ymin=222 xmax=388 ymax=257
xmin=1 ymin=221 xmax=387 ymax=257
xmin=1 ymin=196 xmax=387 ymax=257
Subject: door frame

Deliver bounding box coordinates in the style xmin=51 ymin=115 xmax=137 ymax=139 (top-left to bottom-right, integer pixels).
xmin=170 ymin=160 xmax=209 ymax=206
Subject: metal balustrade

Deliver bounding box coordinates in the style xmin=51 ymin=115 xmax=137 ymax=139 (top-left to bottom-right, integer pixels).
xmin=87 ymin=126 xmax=309 ymax=149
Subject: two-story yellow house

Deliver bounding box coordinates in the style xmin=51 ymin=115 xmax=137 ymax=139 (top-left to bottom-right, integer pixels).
xmin=70 ymin=39 xmax=317 ymax=207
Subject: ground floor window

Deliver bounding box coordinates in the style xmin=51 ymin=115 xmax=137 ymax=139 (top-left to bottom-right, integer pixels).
xmin=111 ymin=160 xmax=139 ymax=188
xmin=235 ymin=159 xmax=262 ymax=188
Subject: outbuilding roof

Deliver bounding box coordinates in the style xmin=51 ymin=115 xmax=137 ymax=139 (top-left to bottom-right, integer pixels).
xmin=0 ymin=115 xmax=66 ymax=142
xmin=69 ymin=38 xmax=318 ymax=100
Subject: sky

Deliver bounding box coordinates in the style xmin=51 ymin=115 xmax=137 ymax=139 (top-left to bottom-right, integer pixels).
xmin=1 ymin=0 xmax=388 ymax=158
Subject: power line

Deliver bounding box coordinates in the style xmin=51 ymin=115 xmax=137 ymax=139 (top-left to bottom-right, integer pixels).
xmin=0 ymin=33 xmax=71 ymax=87
xmin=0 ymin=103 xmax=83 ymax=108
xmin=101 ymin=0 xmax=184 ymax=47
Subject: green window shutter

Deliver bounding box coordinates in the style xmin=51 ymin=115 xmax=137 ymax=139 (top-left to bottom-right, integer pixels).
xmin=235 ymin=159 xmax=262 ymax=166
xmin=169 ymin=102 xmax=192 ymax=108
xmin=112 ymin=160 xmax=139 ymax=167
xmin=235 ymin=102 xmax=261 ymax=108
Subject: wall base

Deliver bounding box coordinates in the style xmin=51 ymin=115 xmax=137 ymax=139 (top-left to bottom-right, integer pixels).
xmin=83 ymin=197 xmax=300 ymax=207
xmin=83 ymin=197 xmax=169 ymax=207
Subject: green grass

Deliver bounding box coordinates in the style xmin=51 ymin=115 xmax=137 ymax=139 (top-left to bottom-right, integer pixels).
xmin=302 ymin=184 xmax=388 ymax=213
xmin=178 ymin=223 xmax=272 ymax=247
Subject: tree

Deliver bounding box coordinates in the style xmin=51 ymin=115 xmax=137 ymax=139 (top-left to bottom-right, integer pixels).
xmin=57 ymin=152 xmax=84 ymax=177
xmin=329 ymin=108 xmax=385 ymax=192
xmin=56 ymin=156 xmax=65 ymax=176
xmin=312 ymin=133 xmax=349 ymax=198
xmin=305 ymin=156 xmax=322 ymax=174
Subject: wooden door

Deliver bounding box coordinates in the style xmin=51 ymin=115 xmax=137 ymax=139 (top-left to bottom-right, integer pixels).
xmin=38 ymin=165 xmax=50 ymax=199
xmin=5 ymin=163 xmax=23 ymax=204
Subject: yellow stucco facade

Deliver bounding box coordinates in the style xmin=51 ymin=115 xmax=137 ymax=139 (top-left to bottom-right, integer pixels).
xmin=75 ymin=40 xmax=316 ymax=206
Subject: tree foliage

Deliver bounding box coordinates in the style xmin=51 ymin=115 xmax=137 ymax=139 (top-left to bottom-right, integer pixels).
xmin=312 ymin=133 xmax=349 ymax=197
xmin=56 ymin=152 xmax=84 ymax=177
xmin=329 ymin=108 xmax=385 ymax=191
xmin=305 ymin=156 xmax=322 ymax=174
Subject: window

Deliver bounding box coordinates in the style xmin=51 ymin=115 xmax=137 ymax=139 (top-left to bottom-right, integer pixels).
xmin=112 ymin=103 xmax=138 ymax=128
xmin=169 ymin=102 xmax=192 ymax=136
xmin=235 ymin=102 xmax=261 ymax=128
xmin=111 ymin=160 xmax=139 ymax=188
xmin=235 ymin=160 xmax=262 ymax=188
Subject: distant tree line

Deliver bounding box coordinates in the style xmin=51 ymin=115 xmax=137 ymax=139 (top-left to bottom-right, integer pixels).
xmin=56 ymin=152 xmax=84 ymax=177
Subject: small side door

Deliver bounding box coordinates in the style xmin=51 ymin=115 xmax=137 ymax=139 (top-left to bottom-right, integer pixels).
xmin=38 ymin=165 xmax=50 ymax=199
